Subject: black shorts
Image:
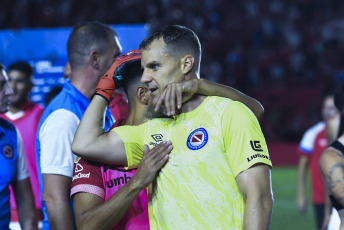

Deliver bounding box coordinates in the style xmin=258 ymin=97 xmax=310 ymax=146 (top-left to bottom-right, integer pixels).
xmin=313 ymin=203 xmax=324 ymax=229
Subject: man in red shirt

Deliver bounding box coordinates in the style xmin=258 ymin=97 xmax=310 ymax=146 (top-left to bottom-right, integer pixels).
xmin=297 ymin=94 xmax=339 ymax=229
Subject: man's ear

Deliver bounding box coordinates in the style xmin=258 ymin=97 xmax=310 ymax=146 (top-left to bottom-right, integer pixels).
xmin=136 ymin=86 xmax=149 ymax=105
xmin=181 ymin=55 xmax=194 ymax=75
xmin=89 ymin=50 xmax=100 ymax=69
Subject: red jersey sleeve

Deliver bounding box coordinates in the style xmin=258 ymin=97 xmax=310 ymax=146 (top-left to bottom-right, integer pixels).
xmin=71 ymin=157 xmax=105 ymax=200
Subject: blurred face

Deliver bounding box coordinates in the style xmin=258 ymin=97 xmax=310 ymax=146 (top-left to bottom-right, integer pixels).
xmin=99 ymin=36 xmax=122 ymax=77
xmin=322 ymin=96 xmax=339 ymax=121
xmin=7 ymin=70 xmax=32 ymax=107
xmin=141 ymin=38 xmax=184 ymax=105
xmin=0 ymin=69 xmax=13 ymax=113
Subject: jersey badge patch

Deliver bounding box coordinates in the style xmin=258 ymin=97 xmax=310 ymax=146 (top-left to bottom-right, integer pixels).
xmin=2 ymin=144 xmax=14 ymax=159
xmin=187 ymin=128 xmax=208 ymax=150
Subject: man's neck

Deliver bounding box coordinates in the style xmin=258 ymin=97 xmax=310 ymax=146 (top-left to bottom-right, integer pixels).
xmin=125 ymin=109 xmax=149 ymax=126
xmin=70 ymin=69 xmax=99 ymax=100
xmin=181 ymin=95 xmax=206 ymax=113
xmin=9 ymin=104 xmax=25 ymax=114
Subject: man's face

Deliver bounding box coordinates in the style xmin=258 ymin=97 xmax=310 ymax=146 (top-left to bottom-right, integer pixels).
xmin=99 ymin=36 xmax=122 ymax=77
xmin=322 ymin=96 xmax=338 ymax=121
xmin=7 ymin=70 xmax=32 ymax=107
xmin=141 ymin=38 xmax=184 ymax=105
xmin=0 ymin=69 xmax=13 ymax=113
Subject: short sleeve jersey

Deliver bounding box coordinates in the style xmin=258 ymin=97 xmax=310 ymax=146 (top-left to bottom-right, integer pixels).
xmin=70 ymin=158 xmax=149 ymax=230
xmin=113 ymin=96 xmax=272 ymax=229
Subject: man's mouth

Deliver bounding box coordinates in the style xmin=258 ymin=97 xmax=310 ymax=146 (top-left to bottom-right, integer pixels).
xmin=149 ymin=87 xmax=158 ymax=95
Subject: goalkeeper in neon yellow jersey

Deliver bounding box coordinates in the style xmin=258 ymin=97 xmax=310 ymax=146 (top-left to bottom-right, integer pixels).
xmin=73 ymin=25 xmax=273 ymax=230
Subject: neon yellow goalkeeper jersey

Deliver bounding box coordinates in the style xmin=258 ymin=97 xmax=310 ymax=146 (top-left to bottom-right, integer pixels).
xmin=113 ymin=96 xmax=272 ymax=229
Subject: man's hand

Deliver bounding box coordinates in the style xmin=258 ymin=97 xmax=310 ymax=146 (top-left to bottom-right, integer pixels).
xmin=297 ymin=195 xmax=307 ymax=213
xmin=94 ymin=49 xmax=141 ymax=102
xmin=132 ymin=141 xmax=172 ymax=189
xmin=155 ymin=79 xmax=199 ymax=116
xmin=154 ymin=78 xmax=265 ymax=120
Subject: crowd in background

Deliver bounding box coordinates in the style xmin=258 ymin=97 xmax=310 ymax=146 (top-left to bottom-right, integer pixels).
xmin=1 ymin=0 xmax=344 ymax=141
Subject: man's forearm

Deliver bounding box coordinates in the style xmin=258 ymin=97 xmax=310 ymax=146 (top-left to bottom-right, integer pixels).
xmin=13 ymin=178 xmax=38 ymax=230
xmin=76 ymin=175 xmax=144 ymax=230
xmin=297 ymin=156 xmax=308 ymax=212
xmin=196 ymin=79 xmax=264 ymax=120
xmin=42 ymin=174 xmax=75 ymax=230
xmin=243 ymin=196 xmax=273 ymax=230
xmin=45 ymin=199 xmax=75 ymax=230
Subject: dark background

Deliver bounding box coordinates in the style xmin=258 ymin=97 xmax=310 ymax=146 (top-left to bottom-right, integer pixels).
xmin=1 ymin=0 xmax=344 ymax=142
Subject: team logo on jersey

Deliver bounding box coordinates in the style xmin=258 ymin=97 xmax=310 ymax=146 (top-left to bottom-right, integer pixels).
xmin=187 ymin=128 xmax=208 ymax=150
xmin=2 ymin=144 xmax=14 ymax=159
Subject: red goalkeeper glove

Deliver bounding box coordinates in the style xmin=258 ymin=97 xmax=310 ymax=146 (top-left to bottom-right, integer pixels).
xmin=94 ymin=49 xmax=141 ymax=102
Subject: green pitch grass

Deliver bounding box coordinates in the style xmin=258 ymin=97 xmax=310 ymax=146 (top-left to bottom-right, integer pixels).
xmin=271 ymin=167 xmax=316 ymax=229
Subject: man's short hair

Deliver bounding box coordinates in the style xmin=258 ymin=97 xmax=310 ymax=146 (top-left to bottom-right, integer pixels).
xmin=139 ymin=25 xmax=201 ymax=71
xmin=7 ymin=61 xmax=34 ymax=80
xmin=119 ymin=59 xmax=143 ymax=101
xmin=67 ymin=21 xmax=116 ymax=70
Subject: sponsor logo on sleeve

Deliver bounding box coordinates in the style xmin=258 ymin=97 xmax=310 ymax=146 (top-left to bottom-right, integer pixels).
xmin=247 ymin=140 xmax=270 ymax=162
xmin=72 ymin=157 xmax=90 ymax=181
xmin=247 ymin=153 xmax=270 ymax=162
xmin=75 ymin=162 xmax=83 ymax=173
xmin=72 ymin=172 xmax=90 ymax=181
xmin=187 ymin=128 xmax=208 ymax=150
xmin=250 ymin=140 xmax=263 ymax=152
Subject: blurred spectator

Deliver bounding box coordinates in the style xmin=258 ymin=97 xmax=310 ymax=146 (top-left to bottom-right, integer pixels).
xmin=2 ymin=0 xmax=344 ymax=141
xmin=0 ymin=63 xmax=38 ymax=230
xmin=0 ymin=61 xmax=44 ymax=226
xmin=297 ymin=94 xmax=339 ymax=229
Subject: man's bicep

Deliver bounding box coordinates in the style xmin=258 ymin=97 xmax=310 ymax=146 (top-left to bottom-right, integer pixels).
xmin=236 ymin=164 xmax=272 ymax=199
xmin=72 ymin=129 xmax=128 ymax=165
xmin=319 ymin=149 xmax=344 ymax=203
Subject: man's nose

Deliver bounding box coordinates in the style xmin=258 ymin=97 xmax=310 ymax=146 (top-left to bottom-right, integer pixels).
xmin=5 ymin=83 xmax=13 ymax=96
xmin=141 ymin=70 xmax=152 ymax=83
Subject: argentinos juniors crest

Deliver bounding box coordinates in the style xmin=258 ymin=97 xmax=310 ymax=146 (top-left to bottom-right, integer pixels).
xmin=187 ymin=128 xmax=208 ymax=150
